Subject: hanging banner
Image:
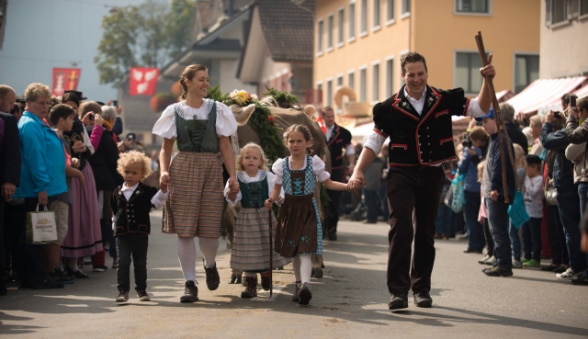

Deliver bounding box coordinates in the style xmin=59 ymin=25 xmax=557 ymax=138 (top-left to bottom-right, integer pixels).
xmin=52 ymin=68 xmax=81 ymax=96
xmin=129 ymin=67 xmax=159 ymax=96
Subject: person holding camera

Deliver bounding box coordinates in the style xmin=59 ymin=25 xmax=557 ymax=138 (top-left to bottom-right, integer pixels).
xmin=565 ymin=95 xmax=588 ymax=210
xmin=540 ymin=104 xmax=587 ymax=281
xmin=118 ymin=133 xmax=145 ymax=154
xmin=85 ymin=103 xmax=123 ymax=272
xmin=563 ymin=94 xmax=588 ymax=284
xmin=458 ymin=126 xmax=488 ymax=254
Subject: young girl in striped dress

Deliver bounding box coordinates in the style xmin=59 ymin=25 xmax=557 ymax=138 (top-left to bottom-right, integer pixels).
xmin=265 ymin=124 xmax=354 ymax=306
xmin=225 ymin=142 xmax=289 ymax=298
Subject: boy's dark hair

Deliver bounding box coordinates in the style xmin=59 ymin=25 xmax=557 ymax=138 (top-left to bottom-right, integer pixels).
xmin=469 ymin=126 xmax=488 ymax=143
xmin=525 ymin=154 xmax=542 ymax=166
xmin=48 ymin=103 xmax=75 ymax=127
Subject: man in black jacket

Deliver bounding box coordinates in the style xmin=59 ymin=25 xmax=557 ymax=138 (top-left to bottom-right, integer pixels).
xmin=0 ymin=85 xmax=20 ymax=295
xmin=322 ymin=106 xmax=354 ymax=240
xmin=350 ymin=52 xmax=495 ymax=311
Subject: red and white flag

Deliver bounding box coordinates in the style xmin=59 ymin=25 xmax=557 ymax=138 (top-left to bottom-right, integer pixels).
xmin=129 ymin=67 xmax=159 ymax=96
xmin=52 ymin=68 xmax=81 ymax=96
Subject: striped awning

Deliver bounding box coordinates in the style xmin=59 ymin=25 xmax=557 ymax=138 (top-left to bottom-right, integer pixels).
xmin=506 ymin=76 xmax=587 ymax=116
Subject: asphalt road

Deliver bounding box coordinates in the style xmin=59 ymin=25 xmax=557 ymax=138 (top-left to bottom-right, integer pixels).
xmin=1 ymin=211 xmax=587 ymax=338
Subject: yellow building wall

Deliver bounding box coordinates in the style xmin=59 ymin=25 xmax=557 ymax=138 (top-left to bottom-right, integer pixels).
xmin=314 ymin=0 xmax=540 ymax=110
xmin=315 ymin=0 xmax=411 ymax=109
xmin=413 ymin=0 xmax=540 ymax=92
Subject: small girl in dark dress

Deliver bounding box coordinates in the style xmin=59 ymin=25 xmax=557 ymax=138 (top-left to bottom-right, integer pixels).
xmin=265 ymin=124 xmax=354 ymax=306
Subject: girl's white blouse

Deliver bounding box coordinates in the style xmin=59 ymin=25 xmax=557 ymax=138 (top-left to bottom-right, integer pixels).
xmin=224 ymin=169 xmax=283 ymax=206
xmin=271 ymin=155 xmax=330 ymax=185
xmin=152 ymin=99 xmax=237 ymax=139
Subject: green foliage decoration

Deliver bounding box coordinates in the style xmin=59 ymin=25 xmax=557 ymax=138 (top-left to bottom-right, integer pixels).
xmin=264 ymin=87 xmax=299 ymax=108
xmin=246 ymin=103 xmax=287 ymax=165
xmin=208 ymin=87 xmax=287 ymax=164
xmin=205 ymin=85 xmax=229 ymax=103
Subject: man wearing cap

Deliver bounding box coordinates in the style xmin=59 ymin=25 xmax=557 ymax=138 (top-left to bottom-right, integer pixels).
xmin=350 ymin=52 xmax=495 ymax=311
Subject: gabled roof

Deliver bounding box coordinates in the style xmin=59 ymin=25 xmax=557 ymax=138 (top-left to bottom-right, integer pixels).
xmin=237 ymin=0 xmax=314 ymax=81
xmin=257 ymin=0 xmax=314 ymax=62
xmin=196 ymin=0 xmax=255 ymax=34
xmin=160 ymin=6 xmax=251 ymax=79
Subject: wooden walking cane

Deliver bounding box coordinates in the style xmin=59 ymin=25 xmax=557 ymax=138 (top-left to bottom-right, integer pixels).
xmin=268 ymin=208 xmax=273 ymax=298
xmin=475 ymin=31 xmax=520 ymax=203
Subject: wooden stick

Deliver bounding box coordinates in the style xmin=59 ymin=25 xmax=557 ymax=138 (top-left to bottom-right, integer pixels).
xmin=475 ymin=31 xmax=519 ymax=203
xmin=268 ymin=208 xmax=273 ymax=298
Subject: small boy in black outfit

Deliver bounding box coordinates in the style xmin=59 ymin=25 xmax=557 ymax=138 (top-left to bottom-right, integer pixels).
xmin=111 ymin=150 xmax=167 ymax=302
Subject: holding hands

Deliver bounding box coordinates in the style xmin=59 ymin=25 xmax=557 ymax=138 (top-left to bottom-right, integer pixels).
xmin=159 ymin=171 xmax=170 ymax=192
xmin=228 ymin=176 xmax=239 ymax=194
xmin=349 ymin=170 xmax=366 ymax=191
xmin=264 ymin=195 xmax=282 ymax=209
xmin=347 ymin=178 xmax=362 ymax=192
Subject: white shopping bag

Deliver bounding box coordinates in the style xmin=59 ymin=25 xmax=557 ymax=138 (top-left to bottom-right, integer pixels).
xmin=26 ymin=204 xmax=58 ymax=244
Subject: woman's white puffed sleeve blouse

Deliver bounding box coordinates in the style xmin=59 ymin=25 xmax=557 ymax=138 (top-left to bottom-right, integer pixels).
xmin=152 ymin=99 xmax=237 ymax=139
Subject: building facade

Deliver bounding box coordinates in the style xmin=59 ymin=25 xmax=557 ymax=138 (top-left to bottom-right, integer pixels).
xmin=314 ymin=0 xmax=541 ymax=114
xmin=540 ymin=0 xmax=588 ymax=78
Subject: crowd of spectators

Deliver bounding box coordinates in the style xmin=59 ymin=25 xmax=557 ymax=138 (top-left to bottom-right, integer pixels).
xmin=427 ymin=96 xmax=588 ymax=283
xmin=0 ymin=83 xmax=155 ymax=293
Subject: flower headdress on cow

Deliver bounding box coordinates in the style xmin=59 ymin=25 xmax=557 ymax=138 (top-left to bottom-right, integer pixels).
xmin=227 ymin=89 xmax=255 ymax=107
xmin=206 ymin=86 xmax=286 ymax=164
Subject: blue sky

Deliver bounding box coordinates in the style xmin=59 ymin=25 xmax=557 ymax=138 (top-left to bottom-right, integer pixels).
xmin=0 ymin=0 xmax=164 ymax=102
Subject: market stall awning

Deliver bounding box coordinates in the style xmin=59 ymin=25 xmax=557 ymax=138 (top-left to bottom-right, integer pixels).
xmin=496 ymin=89 xmax=514 ymax=102
xmin=506 ymin=76 xmax=587 ymax=116
xmin=573 ymin=83 xmax=588 ymax=99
